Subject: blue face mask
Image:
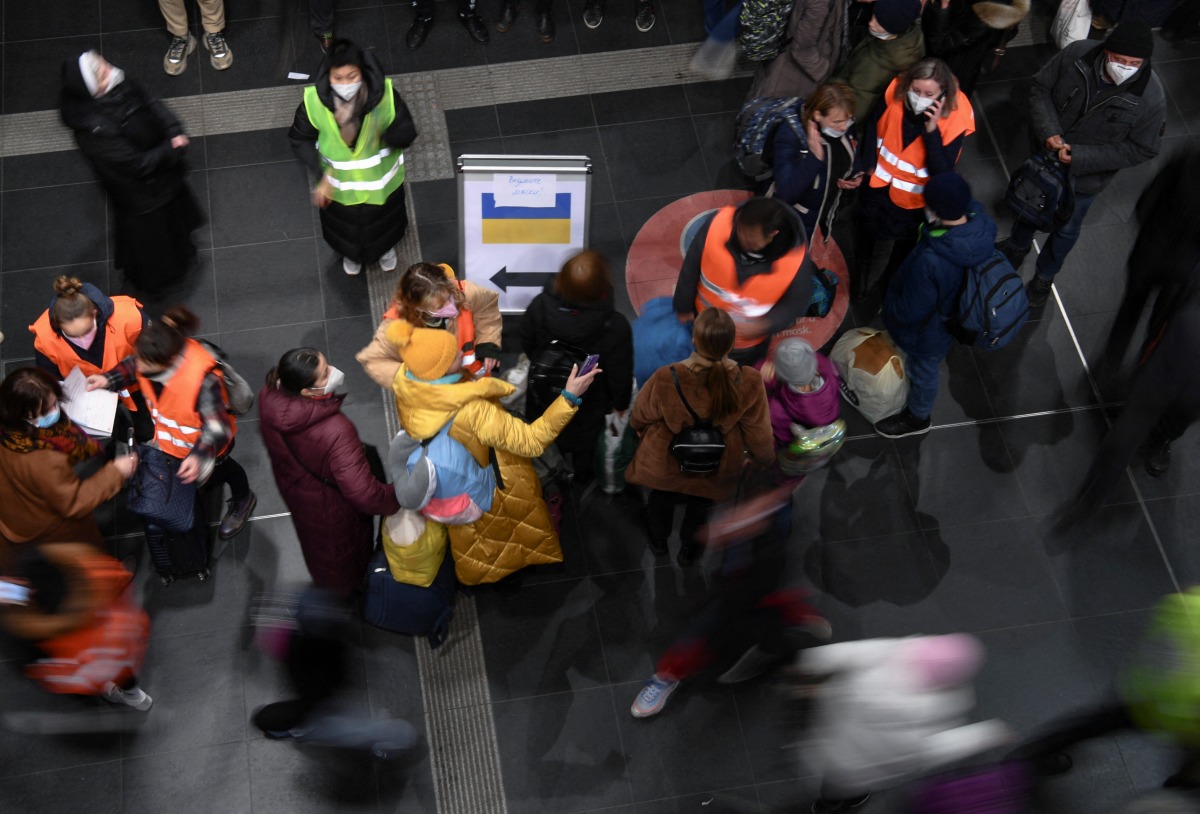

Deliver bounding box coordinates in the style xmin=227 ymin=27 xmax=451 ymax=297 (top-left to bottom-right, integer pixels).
xmin=32 ymin=406 xmax=60 ymax=429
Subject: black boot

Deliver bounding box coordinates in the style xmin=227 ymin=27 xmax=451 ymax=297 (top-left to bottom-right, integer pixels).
xmin=536 ymin=8 xmax=554 ymax=41
xmin=459 ymin=11 xmax=490 ymax=41
xmin=496 ymin=0 xmax=517 ymax=32
xmin=1145 ymin=434 xmax=1172 ymax=477
xmin=406 ymin=16 xmax=433 ymax=48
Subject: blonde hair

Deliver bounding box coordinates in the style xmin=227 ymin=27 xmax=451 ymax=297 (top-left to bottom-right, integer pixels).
xmin=894 ymin=58 xmax=960 ymax=118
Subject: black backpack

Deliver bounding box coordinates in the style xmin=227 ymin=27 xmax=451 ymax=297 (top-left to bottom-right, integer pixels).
xmin=528 ymin=339 xmax=588 ymax=408
xmin=1006 ymin=150 xmax=1075 ymax=232
xmin=667 ymin=366 xmax=726 ymax=475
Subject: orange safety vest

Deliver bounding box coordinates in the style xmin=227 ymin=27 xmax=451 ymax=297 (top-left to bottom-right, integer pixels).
xmin=868 ymin=79 xmax=975 ymax=209
xmin=29 ymin=296 xmax=145 ymax=410
xmin=382 ymin=282 xmax=486 ymax=376
xmin=135 ymin=339 xmax=236 ymax=460
xmin=694 ymin=206 xmax=808 ymax=350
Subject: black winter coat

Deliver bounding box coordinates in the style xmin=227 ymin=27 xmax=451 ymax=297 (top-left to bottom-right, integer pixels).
xmin=517 ymin=285 xmax=634 ymax=456
xmin=922 ymin=0 xmax=1029 ymax=96
xmin=59 ymin=62 xmax=189 ymax=215
xmin=289 ymin=49 xmax=418 ymax=264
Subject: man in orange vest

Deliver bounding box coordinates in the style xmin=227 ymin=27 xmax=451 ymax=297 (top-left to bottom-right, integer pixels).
xmin=673 ymin=197 xmax=815 ymax=365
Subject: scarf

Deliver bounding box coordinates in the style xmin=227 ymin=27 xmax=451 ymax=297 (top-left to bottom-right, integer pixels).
xmin=0 ymin=417 xmax=102 ymax=466
xmin=332 ymin=85 xmax=367 ymax=147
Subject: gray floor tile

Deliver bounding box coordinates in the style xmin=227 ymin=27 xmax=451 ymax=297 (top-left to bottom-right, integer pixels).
xmin=100 ymin=0 xmax=168 ymax=33
xmin=1052 ymin=219 xmax=1140 ymax=318
xmin=247 ymin=737 xmax=381 ymax=813
xmin=658 ymin=0 xmax=707 ymax=45
xmin=236 ymin=514 xmax=319 ymax=596
xmin=0 ymin=674 xmax=125 ymax=778
xmin=122 ymin=741 xmax=253 ymax=814
xmin=693 ymin=111 xmax=754 ymax=191
xmin=973 ymin=308 xmax=1097 ymax=415
xmin=3 ymin=183 xmax=108 ymax=271
xmin=599 ymin=118 xmax=709 ymax=202
xmin=4 ymin=36 xmax=93 ymax=114
xmin=0 ymin=760 xmax=121 ymax=813
xmin=138 ymin=534 xmax=244 ymax=638
xmin=222 ymin=419 xmax=293 ymax=519
xmin=1156 ymin=59 xmax=1200 ymax=135
xmin=591 ymin=85 xmax=690 ymax=126
xmin=1143 ymin=493 xmax=1200 ymax=586
xmin=497 ymin=95 xmax=597 ymax=136
xmin=3 ymin=150 xmax=97 ymax=191
xmin=204 ymin=127 xmax=296 ymax=169
xmin=207 ymin=162 xmax=314 ymax=248
xmin=683 ymin=77 xmax=753 ymax=116
xmin=121 ymin=249 xmax=220 ymax=331
xmin=213 ymin=238 xmax=324 ymax=332
xmin=408 ymin=178 xmax=459 ymax=224
xmin=446 ymin=105 xmax=501 ymax=141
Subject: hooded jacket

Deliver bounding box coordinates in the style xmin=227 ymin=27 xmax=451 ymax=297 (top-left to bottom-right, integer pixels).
xmin=259 ymin=385 xmax=400 ymax=595
xmin=517 ymin=282 xmax=634 ymax=453
xmin=32 ymin=283 xmax=148 ymax=379
xmin=391 ymin=368 xmax=577 ymax=585
xmin=59 ymin=58 xmax=189 ymax=215
xmin=833 ymin=22 xmax=927 ymax=124
xmin=1028 ymin=39 xmax=1165 ymax=196
xmin=923 ymin=0 xmax=1030 ymax=95
xmin=749 ymin=0 xmax=848 ymax=99
xmin=883 ymin=203 xmax=997 ymax=357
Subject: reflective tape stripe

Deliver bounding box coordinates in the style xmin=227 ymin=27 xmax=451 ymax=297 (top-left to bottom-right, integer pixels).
xmin=877 ymin=142 xmax=929 ymax=178
xmin=891 ymin=177 xmax=925 ymax=194
xmin=156 ymin=430 xmax=194 ymax=450
xmin=150 ymin=408 xmax=199 ymax=435
xmin=322 ymin=147 xmax=394 ymax=171
xmin=873 ymin=165 xmax=894 ymax=184
xmin=324 ymin=153 xmax=405 ymax=190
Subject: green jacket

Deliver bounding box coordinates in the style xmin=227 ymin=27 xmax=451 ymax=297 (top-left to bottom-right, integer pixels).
xmin=834 ymin=24 xmax=926 ymax=123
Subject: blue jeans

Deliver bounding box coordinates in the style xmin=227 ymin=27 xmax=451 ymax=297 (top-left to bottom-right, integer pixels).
xmin=905 ymin=351 xmax=943 ymax=420
xmin=1009 ymin=191 xmax=1098 ymax=281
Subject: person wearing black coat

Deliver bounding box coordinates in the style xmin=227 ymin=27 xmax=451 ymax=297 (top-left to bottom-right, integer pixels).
xmin=518 ymin=250 xmax=634 ymax=486
xmin=921 ymin=0 xmax=1029 ymax=96
xmin=288 ymin=40 xmax=418 ymax=277
xmin=60 ymin=51 xmax=203 ymax=291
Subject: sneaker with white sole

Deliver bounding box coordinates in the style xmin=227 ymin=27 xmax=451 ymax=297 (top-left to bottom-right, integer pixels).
xmin=204 ymin=31 xmax=233 ymax=70
xmin=163 ymin=32 xmax=198 ymax=76
xmin=103 ymin=683 xmax=154 ymax=711
xmin=380 ymin=248 xmax=398 ymax=272
xmin=343 ymin=258 xmax=363 ymax=276
xmin=631 ymin=673 xmax=679 ymax=718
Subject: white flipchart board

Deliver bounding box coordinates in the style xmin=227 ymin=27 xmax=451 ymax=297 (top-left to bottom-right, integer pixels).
xmin=457 ymin=154 xmax=592 ymax=314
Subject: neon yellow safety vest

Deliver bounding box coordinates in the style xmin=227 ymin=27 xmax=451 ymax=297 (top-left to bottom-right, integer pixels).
xmin=303 ymin=79 xmax=406 ymax=206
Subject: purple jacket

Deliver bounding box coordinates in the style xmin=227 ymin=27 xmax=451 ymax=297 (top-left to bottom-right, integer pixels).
xmin=765 ymin=352 xmax=841 ymax=448
xmin=259 ymin=385 xmax=400 ymax=595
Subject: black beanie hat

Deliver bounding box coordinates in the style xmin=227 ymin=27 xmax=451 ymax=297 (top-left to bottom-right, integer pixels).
xmin=873 ymin=0 xmax=921 ymax=35
xmin=1104 ymin=22 xmax=1154 ymax=60
xmin=924 ymin=173 xmax=972 ymax=221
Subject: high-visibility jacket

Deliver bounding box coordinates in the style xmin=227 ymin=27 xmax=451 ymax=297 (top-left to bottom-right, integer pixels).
xmin=869 ymin=79 xmax=975 ymax=209
xmin=383 ymin=283 xmax=486 ymax=377
xmin=30 ymin=296 xmax=145 ymax=410
xmin=135 ymin=339 xmax=236 ymax=460
xmin=694 ymin=206 xmax=807 ymax=350
xmin=304 ymin=81 xmax=405 ymax=206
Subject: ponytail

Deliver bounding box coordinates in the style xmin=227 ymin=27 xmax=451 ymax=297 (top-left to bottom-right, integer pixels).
xmin=705 ymin=363 xmax=739 ymax=423
xmin=137 ymin=305 xmax=199 ymax=366
xmin=49 ymin=276 xmax=95 ymax=328
xmin=691 ymin=308 xmax=740 ymax=423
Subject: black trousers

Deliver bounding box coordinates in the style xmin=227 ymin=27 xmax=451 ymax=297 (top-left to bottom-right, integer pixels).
xmin=412 ymin=0 xmax=475 ymax=19
xmin=646 ymin=489 xmax=713 ymax=549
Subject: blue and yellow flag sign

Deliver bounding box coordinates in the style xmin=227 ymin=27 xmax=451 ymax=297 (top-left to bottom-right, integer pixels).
xmin=481 ymin=193 xmax=572 ymax=244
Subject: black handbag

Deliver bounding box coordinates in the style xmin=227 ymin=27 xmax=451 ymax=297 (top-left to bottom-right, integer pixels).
xmin=1005 ymin=149 xmax=1075 ymax=232
xmin=528 ymin=340 xmax=589 ymax=407
xmin=668 ymin=366 xmax=726 ymax=475
xmin=127 ymin=444 xmax=197 ymax=533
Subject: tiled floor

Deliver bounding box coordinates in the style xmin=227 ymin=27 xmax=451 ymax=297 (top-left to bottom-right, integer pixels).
xmin=2 ymin=4 xmax=1200 ymax=812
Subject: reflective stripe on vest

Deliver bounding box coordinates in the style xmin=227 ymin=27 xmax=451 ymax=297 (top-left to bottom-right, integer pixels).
xmin=134 ymin=339 xmax=237 ymax=460
xmin=303 ymin=80 xmax=405 ymax=205
xmin=694 ymin=206 xmax=808 ymax=350
xmin=868 ymin=78 xmax=975 ymax=209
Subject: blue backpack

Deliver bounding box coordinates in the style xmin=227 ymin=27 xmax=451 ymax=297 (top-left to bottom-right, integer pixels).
xmin=946 ymin=251 xmax=1030 ymax=351
xmin=391 ymin=423 xmax=498 ymax=525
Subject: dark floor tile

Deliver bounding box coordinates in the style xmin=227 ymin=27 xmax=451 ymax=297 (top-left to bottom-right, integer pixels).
xmin=497 ymin=94 xmax=596 ymax=136
xmin=382 ymin=5 xmax=490 ymax=74
xmin=449 ymin=136 xmax=508 ymax=166
xmin=614 ymin=193 xmax=684 ymax=247
xmin=483 ymin=9 xmax=583 ymax=64
xmin=247 ymin=738 xmax=380 ymax=813
xmin=929 ymin=341 xmax=996 ymax=425
xmin=477 ymin=577 xmax=608 ymax=700
xmin=684 ymin=77 xmax=753 ymax=116
xmin=584 ymin=786 xmax=764 ymax=813
xmin=1131 ymin=420 xmax=1200 ymax=501
xmin=975 ymin=42 xmax=1059 ymax=86
xmin=956 ymin=156 xmax=1016 ymax=234
xmin=121 ymin=627 xmax=246 ymax=757
xmin=325 ymin=314 xmax=380 ymax=395
xmin=317 ymin=243 xmax=374 ymax=320
xmin=415 ymin=219 xmax=461 ymax=269
xmin=204 ymin=127 xmax=295 ymax=169
xmin=590 ymin=201 xmax=634 ymax=312
xmin=1071 ymin=609 xmax=1155 ymax=695
xmin=117 ymin=249 xmax=220 ymax=331
xmin=446 ymin=105 xmax=502 ymax=141
xmin=732 ymin=679 xmax=808 ymax=785
xmin=1039 ymin=502 xmax=1177 ymax=618
xmin=616 ymin=681 xmax=756 ymax=800
xmin=5 ymin=0 xmax=98 ymax=41
xmin=693 ymin=111 xmax=753 ymax=191
xmin=98 ymin=28 xmax=203 ymax=103
xmin=207 ymin=162 xmax=313 ymax=248
xmin=1099 ymin=135 xmax=1190 ymax=224
xmin=970 ymin=81 xmax=1035 ymax=168
xmin=658 ymin=0 xmax=707 ymax=44
xmin=1156 ymin=59 xmax=1200 ymax=136
xmin=1026 ymin=737 xmax=1136 ymax=814
xmin=492 ymin=687 xmax=632 ymax=813
xmin=3 ymin=151 xmax=97 ymax=190
xmin=579 ymin=489 xmax=659 ymax=575
xmin=3 ymin=183 xmax=108 ymax=270
xmin=503 ymin=127 xmax=616 ymax=205
xmin=213 ymin=238 xmax=323 ymax=330
xmin=600 ymin=118 xmax=709 ymax=202
xmin=1143 ymin=494 xmax=1200 ymax=586
xmin=216 ymin=320 xmax=328 ymax=421
xmin=566 ymin=0 xmax=672 ymax=54
xmin=340 ymin=395 xmax=392 ymax=451
xmin=591 ymin=85 xmax=689 ymax=126
xmin=236 ymin=514 xmax=321 ymax=595
xmin=0 ymin=263 xmax=110 ymax=359
xmin=409 ymin=178 xmax=459 ymax=224
xmin=122 ymin=741 xmax=252 ymax=814
xmin=1050 ymin=220 xmax=1139 ymax=318
xmin=194 ymin=17 xmax=298 ymax=94
xmin=0 ymin=760 xmax=121 ymax=813
xmin=973 ymin=308 xmax=1096 ymax=415
xmin=101 ymin=0 xmax=168 ymax=33
xmin=791 ymin=436 xmax=919 ymax=542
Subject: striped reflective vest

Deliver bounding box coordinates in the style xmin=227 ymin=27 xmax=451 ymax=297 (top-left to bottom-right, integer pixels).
xmin=30 ymin=296 xmax=145 ymax=411
xmin=303 ymin=80 xmax=405 ymax=206
xmin=695 ymin=206 xmax=807 ymax=350
xmin=383 ymin=283 xmax=486 ymax=377
xmin=135 ymin=339 xmax=236 ymax=460
xmin=869 ymin=79 xmax=975 ymax=209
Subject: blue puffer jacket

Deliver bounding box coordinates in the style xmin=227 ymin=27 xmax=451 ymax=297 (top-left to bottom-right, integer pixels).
xmin=883 ymin=203 xmax=997 ymax=357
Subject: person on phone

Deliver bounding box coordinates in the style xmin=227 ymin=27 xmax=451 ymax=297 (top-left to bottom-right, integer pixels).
xmin=994 ymin=22 xmax=1165 ymax=309
xmin=387 ymin=321 xmax=601 ymax=585
xmin=517 ymin=250 xmax=634 ymax=486
xmin=770 ymin=82 xmax=864 ymax=243
xmin=0 ymin=368 xmax=136 ymax=564
xmin=853 ymin=57 xmax=975 ymax=302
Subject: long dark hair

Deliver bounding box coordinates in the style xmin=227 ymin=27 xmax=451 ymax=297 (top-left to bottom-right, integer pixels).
xmin=137 ymin=305 xmax=199 ymax=367
xmin=0 ymin=368 xmax=65 ymax=430
xmin=266 ymin=348 xmax=323 ymax=395
xmin=691 ymin=309 xmax=738 ymax=423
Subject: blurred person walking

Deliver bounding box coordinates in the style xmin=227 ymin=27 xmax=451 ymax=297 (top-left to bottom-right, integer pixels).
xmin=290 ymin=40 xmax=418 ymax=277
xmin=922 ymin=0 xmax=1030 ymax=97
xmin=625 ymin=308 xmax=775 ymax=565
xmin=61 ymin=51 xmax=203 ymax=291
xmin=747 ymin=0 xmax=849 ymax=99
xmin=260 ymin=348 xmax=399 ymax=596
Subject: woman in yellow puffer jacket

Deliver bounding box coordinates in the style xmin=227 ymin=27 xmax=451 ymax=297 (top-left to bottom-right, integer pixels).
xmin=387 ymin=321 xmax=600 ymax=585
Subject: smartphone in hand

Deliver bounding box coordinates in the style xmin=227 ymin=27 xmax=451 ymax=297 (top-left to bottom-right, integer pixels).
xmin=579 ymin=354 xmax=601 ymax=376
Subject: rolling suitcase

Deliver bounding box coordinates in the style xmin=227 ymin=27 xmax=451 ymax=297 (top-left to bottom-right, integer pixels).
xmin=146 ymin=493 xmax=211 ymax=585
xmin=362 ymin=547 xmax=456 ymax=648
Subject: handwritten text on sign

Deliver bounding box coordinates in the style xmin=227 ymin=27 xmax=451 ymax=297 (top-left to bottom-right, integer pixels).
xmin=492 ymin=173 xmax=557 ymax=207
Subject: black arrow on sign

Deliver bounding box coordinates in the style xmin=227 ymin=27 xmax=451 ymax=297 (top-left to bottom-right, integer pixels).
xmin=490 ymin=266 xmax=557 ymax=292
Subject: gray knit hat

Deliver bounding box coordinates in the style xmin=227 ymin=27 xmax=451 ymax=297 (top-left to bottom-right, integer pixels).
xmin=774 ymin=338 xmax=817 ymax=387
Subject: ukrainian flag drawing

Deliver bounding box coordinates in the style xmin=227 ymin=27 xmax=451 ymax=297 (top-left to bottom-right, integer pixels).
xmin=481 ymin=193 xmax=571 ymax=244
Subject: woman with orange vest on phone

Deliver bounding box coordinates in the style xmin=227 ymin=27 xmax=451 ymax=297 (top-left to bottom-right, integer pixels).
xmin=356 ymin=262 xmax=503 ymax=388
xmin=852 ymin=57 xmax=975 ymax=302
xmin=30 ymin=276 xmax=152 ymax=442
xmin=86 ymin=306 xmax=256 ymax=580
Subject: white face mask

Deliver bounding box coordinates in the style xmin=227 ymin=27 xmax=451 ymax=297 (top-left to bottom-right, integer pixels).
xmin=331 ymin=81 xmax=362 ymax=101
xmin=870 ymin=27 xmax=895 ymax=40
xmin=1106 ymin=60 xmax=1139 ymax=85
xmin=316 ymin=365 xmax=345 ymax=395
xmin=820 ymin=120 xmax=853 ymax=139
xmin=907 ymin=90 xmax=936 ymax=114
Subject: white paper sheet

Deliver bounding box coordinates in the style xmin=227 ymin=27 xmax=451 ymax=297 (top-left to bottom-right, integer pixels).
xmin=492 ymin=173 xmax=557 ymax=207
xmin=61 ymin=367 xmax=118 ymax=437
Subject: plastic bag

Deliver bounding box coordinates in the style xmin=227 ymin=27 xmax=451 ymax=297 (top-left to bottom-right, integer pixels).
xmin=830 ymin=329 xmax=909 ymax=424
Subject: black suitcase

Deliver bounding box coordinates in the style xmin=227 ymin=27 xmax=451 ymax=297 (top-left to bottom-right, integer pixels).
xmin=146 ymin=493 xmax=211 ymax=585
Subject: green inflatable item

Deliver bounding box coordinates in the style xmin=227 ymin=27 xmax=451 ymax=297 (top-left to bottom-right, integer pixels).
xmin=1123 ymin=589 xmax=1200 ymax=745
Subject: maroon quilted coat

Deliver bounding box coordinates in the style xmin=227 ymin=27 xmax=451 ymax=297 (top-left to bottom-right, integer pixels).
xmin=259 ymin=385 xmax=399 ymax=595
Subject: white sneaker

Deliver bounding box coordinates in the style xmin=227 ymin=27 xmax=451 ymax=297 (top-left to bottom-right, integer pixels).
xmin=103 ymin=682 xmax=154 ymax=711
xmin=380 ymin=248 xmax=398 ymax=272
xmin=343 ymin=258 xmax=363 ymax=276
